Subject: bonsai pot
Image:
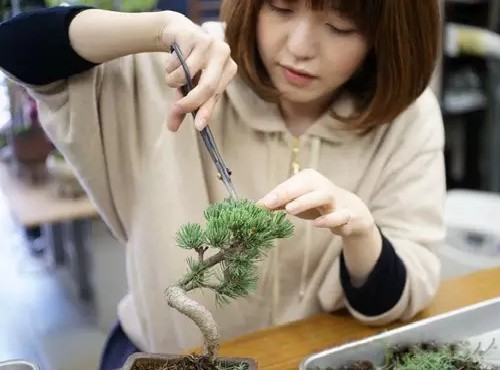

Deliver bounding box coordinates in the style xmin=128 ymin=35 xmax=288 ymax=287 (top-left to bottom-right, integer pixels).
xmin=121 ymin=352 xmax=258 ymax=370
xmin=0 ymin=360 xmax=39 ymax=370
xmin=11 ymin=126 xmax=52 ymax=165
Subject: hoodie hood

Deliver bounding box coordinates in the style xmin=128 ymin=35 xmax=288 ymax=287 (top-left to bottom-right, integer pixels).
xmin=225 ymin=74 xmax=367 ymax=144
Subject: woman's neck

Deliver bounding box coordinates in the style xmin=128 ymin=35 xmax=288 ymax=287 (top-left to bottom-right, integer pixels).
xmin=279 ymin=96 xmax=331 ymax=137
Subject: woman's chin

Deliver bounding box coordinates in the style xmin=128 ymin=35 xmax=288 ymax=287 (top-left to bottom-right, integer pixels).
xmin=277 ymin=88 xmax=333 ymax=107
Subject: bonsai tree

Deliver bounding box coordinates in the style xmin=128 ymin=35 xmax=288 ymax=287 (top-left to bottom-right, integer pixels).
xmin=163 ymin=198 xmax=294 ymax=367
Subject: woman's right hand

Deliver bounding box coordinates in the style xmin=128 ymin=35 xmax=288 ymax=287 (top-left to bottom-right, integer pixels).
xmin=160 ymin=12 xmax=238 ymax=132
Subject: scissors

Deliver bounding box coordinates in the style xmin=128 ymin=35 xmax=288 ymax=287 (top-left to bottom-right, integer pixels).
xmin=170 ymin=42 xmax=238 ymax=200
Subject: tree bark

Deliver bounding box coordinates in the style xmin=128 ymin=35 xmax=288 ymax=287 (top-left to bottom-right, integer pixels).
xmin=165 ymin=285 xmax=220 ymax=362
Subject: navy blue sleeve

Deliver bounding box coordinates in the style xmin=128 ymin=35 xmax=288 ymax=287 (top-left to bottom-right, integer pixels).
xmin=339 ymin=230 xmax=407 ymax=316
xmin=0 ymin=6 xmax=98 ymax=85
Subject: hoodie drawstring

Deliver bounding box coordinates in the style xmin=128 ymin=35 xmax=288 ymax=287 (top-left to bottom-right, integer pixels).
xmin=299 ymin=136 xmax=321 ymax=300
xmin=265 ymin=133 xmax=322 ymax=323
xmin=265 ymin=132 xmax=280 ymax=326
xmin=267 ymin=134 xmax=323 ymax=325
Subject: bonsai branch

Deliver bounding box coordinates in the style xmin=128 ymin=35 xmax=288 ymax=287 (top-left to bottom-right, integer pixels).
xmin=165 ymin=285 xmax=220 ymax=362
xmin=177 ymin=242 xmax=245 ymax=290
xmin=184 ymin=282 xmax=220 ymax=292
xmin=194 ymin=246 xmax=208 ymax=262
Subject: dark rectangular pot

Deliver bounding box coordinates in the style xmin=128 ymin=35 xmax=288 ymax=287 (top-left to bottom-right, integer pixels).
xmin=121 ymin=352 xmax=258 ymax=370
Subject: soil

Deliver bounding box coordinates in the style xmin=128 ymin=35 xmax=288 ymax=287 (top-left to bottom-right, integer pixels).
xmin=130 ymin=354 xmax=249 ymax=370
xmin=337 ymin=360 xmax=375 ymax=369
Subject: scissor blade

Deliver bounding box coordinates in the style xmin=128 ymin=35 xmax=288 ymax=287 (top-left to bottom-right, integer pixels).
xmin=220 ymin=171 xmax=238 ymax=200
xmin=200 ymin=128 xmax=238 ymax=200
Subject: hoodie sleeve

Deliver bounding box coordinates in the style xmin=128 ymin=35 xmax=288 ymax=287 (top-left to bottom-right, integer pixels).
xmin=318 ymin=89 xmax=446 ymax=326
xmin=0 ymin=6 xmax=97 ymax=85
xmin=356 ymin=90 xmax=446 ymax=325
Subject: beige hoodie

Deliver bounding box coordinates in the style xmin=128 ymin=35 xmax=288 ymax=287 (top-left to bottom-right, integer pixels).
xmin=5 ymin=21 xmax=445 ymax=354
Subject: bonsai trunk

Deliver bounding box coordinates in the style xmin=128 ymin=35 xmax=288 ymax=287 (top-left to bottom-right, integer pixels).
xmin=165 ymin=285 xmax=220 ymax=362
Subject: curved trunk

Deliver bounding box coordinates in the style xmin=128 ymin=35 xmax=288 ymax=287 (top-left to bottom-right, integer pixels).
xmin=165 ymin=285 xmax=220 ymax=362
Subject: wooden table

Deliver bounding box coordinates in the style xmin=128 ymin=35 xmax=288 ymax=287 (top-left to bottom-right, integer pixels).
xmin=217 ymin=267 xmax=500 ymax=370
xmin=0 ymin=160 xmax=99 ymax=300
xmin=0 ymin=160 xmax=97 ymax=227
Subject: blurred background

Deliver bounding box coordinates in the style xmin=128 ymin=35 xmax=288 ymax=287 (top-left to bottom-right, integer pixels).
xmin=1 ymin=0 xmax=500 ymax=369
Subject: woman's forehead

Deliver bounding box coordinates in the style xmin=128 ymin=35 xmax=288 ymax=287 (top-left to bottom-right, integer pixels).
xmin=272 ymin=0 xmax=359 ymax=13
xmin=267 ymin=0 xmax=371 ymax=25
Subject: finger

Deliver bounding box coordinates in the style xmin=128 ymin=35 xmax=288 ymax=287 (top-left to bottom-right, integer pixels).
xmin=167 ymin=106 xmax=186 ymax=132
xmin=216 ymin=58 xmax=238 ymax=90
xmin=174 ymin=63 xmax=223 ymax=113
xmin=166 ymin=89 xmax=187 ymax=132
xmin=190 ymin=59 xmax=235 ymax=129
xmin=258 ymin=170 xmax=319 ymax=209
xmin=313 ymin=209 xmax=352 ymax=229
xmin=174 ymin=44 xmax=231 ymax=113
xmin=285 ymin=190 xmax=335 ymax=215
xmin=165 ymin=41 xmax=210 ymax=88
xmin=193 ymin=94 xmax=219 ymax=130
xmin=164 ymin=35 xmax=196 ymax=73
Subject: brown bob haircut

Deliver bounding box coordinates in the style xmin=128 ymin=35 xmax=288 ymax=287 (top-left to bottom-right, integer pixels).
xmin=220 ymin=0 xmax=441 ymax=128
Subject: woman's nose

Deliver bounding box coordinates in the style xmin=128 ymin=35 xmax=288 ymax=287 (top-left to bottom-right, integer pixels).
xmin=286 ymin=21 xmax=318 ymax=60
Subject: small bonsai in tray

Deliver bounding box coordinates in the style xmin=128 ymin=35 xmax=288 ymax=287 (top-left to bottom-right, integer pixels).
xmin=122 ymin=198 xmax=294 ymax=370
xmin=330 ymin=340 xmax=499 ymax=370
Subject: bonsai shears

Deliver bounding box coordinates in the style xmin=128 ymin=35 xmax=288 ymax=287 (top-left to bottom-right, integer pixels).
xmin=170 ymin=42 xmax=238 ymax=200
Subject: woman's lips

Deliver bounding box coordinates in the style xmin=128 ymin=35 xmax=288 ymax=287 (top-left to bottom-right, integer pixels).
xmin=281 ymin=65 xmax=317 ymax=87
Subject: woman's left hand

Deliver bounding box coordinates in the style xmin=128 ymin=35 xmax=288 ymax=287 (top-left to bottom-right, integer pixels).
xmin=257 ymin=169 xmax=375 ymax=238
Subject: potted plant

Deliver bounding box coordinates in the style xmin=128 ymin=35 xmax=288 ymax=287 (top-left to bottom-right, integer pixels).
xmin=8 ymin=86 xmax=53 ymax=166
xmin=122 ymin=198 xmax=294 ymax=370
xmin=11 ymin=124 xmax=52 ymax=165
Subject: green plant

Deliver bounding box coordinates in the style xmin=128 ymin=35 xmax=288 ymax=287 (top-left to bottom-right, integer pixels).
xmin=329 ymin=341 xmax=499 ymax=370
xmin=388 ymin=346 xmax=482 ymax=369
xmin=165 ymin=198 xmax=294 ymax=364
xmin=385 ymin=341 xmax=499 ymax=370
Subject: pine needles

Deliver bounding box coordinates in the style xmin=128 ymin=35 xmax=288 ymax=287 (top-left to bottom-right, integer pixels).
xmin=174 ymin=198 xmax=294 ymax=306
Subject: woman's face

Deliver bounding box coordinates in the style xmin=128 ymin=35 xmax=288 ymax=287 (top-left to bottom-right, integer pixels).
xmin=257 ymin=0 xmax=369 ymax=106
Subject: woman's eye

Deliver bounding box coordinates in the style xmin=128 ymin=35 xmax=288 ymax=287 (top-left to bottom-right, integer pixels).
xmin=269 ymin=2 xmax=292 ymax=13
xmin=327 ymin=23 xmax=355 ymax=35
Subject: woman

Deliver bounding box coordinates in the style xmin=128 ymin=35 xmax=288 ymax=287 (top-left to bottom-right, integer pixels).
xmin=0 ymin=1 xmax=445 ymax=369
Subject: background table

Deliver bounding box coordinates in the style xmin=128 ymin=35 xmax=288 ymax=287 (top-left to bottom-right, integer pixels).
xmin=0 ymin=160 xmax=99 ymax=300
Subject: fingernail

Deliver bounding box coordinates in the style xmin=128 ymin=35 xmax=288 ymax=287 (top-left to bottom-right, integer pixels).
xmin=195 ymin=118 xmax=206 ymax=130
xmin=259 ymin=193 xmax=279 ymax=207
xmin=286 ymin=202 xmax=299 ymax=214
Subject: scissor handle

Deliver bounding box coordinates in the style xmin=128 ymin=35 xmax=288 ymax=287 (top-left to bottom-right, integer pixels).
xmin=170 ymin=42 xmax=238 ymax=200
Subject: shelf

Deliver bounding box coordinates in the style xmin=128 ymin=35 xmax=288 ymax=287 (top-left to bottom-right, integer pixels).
xmin=446 ymin=0 xmax=489 ymax=4
xmin=443 ymin=90 xmax=488 ymax=114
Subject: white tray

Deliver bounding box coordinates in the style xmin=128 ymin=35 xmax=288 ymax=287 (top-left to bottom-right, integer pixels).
xmin=300 ymin=297 xmax=500 ymax=369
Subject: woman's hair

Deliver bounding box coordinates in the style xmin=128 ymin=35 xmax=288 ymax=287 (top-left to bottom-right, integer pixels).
xmin=220 ymin=0 xmax=441 ymax=128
